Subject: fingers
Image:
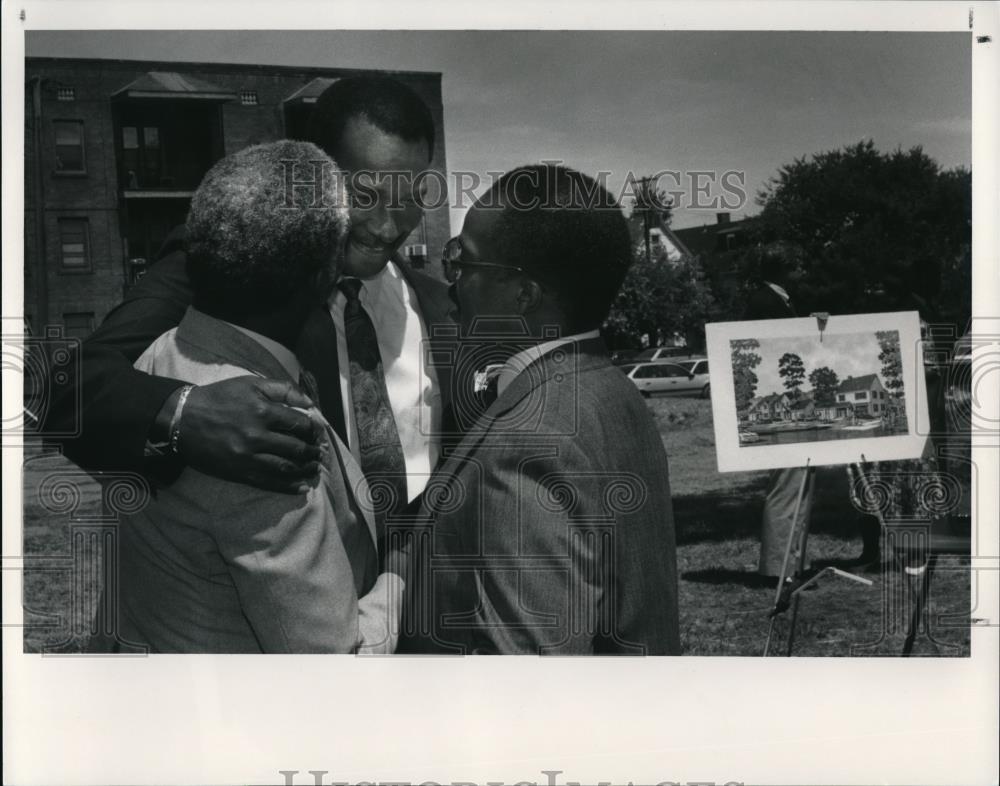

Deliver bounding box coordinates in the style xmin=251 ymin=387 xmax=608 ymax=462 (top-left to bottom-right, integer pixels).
xmin=245 ymin=453 xmax=321 ymax=495
xmin=255 ymin=378 xmax=314 ymax=410
xmin=263 ymin=400 xmax=323 ymax=444
xmin=255 ymin=432 xmax=322 ymax=465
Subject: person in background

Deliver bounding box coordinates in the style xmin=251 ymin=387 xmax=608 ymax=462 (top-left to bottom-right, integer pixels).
xmin=742 ymin=251 xmax=816 ymax=584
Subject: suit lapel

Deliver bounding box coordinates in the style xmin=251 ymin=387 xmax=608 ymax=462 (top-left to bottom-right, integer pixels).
xmin=328 ymin=428 xmax=378 ymax=549
xmin=489 ymin=336 xmax=610 ymax=419
xmin=432 ymin=337 xmax=610 ymax=479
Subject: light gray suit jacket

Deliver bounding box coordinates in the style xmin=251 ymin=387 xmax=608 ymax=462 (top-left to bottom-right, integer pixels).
xmin=115 ymin=308 xmax=382 ymax=653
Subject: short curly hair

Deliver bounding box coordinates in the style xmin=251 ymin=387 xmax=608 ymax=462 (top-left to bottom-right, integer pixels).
xmin=185 ymin=140 xmax=349 ymax=319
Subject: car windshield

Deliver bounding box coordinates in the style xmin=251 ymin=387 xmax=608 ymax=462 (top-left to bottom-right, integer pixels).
xmin=619 ymin=364 xmax=637 ymax=375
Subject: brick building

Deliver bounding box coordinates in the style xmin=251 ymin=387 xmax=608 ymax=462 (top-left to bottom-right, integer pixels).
xmin=24 ymin=57 xmax=450 ymax=338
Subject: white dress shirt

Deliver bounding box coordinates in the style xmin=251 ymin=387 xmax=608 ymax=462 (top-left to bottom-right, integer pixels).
xmin=496 ymin=329 xmax=601 ymax=397
xmin=329 ymin=260 xmax=441 ymax=502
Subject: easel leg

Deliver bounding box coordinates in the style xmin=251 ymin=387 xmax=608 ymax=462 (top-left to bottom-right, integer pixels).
xmin=785 ymin=492 xmax=814 ymax=656
xmin=763 ymin=463 xmax=813 ymax=656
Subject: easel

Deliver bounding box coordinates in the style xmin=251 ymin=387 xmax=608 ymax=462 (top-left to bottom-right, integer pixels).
xmin=762 ymin=460 xmax=875 ymax=655
xmin=762 ymin=311 xmax=875 ymax=656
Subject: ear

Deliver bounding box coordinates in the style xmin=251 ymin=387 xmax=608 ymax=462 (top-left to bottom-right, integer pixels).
xmin=514 ymin=278 xmax=544 ymax=315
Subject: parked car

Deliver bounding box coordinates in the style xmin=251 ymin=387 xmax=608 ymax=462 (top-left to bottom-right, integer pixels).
xmin=632 ymin=346 xmax=694 ymax=363
xmin=673 ymin=356 xmax=709 ymax=376
xmin=622 ymin=360 xmax=711 ymax=398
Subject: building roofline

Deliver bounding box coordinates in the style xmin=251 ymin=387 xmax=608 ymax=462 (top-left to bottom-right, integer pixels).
xmin=25 ymin=55 xmax=441 ymax=81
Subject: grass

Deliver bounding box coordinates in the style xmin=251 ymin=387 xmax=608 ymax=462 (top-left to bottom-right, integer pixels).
xmin=20 ymin=396 xmax=971 ymax=656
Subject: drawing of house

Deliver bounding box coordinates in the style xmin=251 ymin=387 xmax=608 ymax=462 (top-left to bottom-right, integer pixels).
xmin=834 ymin=374 xmax=890 ymax=417
xmin=788 ymin=394 xmax=815 ymax=421
xmin=747 ymin=392 xmax=793 ymax=422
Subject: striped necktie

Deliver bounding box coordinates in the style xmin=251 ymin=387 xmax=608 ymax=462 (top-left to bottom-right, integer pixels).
xmin=338 ymin=277 xmax=408 ymax=537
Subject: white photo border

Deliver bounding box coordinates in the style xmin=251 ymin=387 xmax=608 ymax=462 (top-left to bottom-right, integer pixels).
xmin=3 ymin=5 xmax=999 ymax=786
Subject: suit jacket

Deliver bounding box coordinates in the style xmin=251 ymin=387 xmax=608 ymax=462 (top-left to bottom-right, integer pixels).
xmin=398 ymin=337 xmax=681 ymax=655
xmin=46 ymin=228 xmax=456 ymax=471
xmin=114 ymin=307 xmax=383 ymax=653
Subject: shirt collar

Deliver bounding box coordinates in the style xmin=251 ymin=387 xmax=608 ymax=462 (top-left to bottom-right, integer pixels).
xmin=496 ymin=329 xmax=601 ymax=396
xmin=337 ymin=258 xmax=399 ymax=307
xmin=228 ymin=323 xmax=301 ymax=381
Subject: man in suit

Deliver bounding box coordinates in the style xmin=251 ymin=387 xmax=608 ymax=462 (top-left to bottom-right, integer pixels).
xmin=396 ymin=164 xmax=681 ymax=655
xmin=46 ymin=76 xmax=454 ymax=515
xmin=112 ymin=140 xmax=399 ymax=653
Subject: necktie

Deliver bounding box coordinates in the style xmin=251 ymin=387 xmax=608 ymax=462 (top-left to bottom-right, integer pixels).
xmin=338 ymin=278 xmax=408 ymax=537
xmin=298 ymin=368 xmax=320 ymax=405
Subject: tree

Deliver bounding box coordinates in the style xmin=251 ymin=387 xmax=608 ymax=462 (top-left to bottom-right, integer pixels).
xmin=876 ymin=330 xmax=904 ymax=397
xmin=778 ymin=352 xmax=806 ymax=397
xmin=808 ymin=366 xmax=840 ymax=405
xmin=737 ymin=141 xmax=971 ymax=331
xmin=604 ymin=246 xmax=715 ymax=351
xmin=731 ymin=339 xmax=762 ymax=416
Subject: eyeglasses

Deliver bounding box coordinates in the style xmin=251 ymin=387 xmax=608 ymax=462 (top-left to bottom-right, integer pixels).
xmin=441 ymin=237 xmax=527 ymax=283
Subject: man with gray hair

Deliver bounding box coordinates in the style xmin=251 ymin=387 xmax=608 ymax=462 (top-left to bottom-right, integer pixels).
xmin=110 ymin=140 xmax=400 ymax=653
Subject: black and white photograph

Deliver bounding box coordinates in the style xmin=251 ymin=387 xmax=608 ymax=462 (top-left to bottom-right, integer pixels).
xmin=3 ymin=3 xmax=998 ymax=785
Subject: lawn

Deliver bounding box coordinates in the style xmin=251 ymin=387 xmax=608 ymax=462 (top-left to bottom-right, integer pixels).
xmin=19 ymin=395 xmax=971 ymax=656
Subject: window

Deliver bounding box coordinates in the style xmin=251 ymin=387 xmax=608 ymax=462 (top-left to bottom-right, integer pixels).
xmin=240 ymin=90 xmax=259 ymax=106
xmin=661 ymin=364 xmax=691 ymax=378
xmin=837 ymin=394 xmax=846 ymax=402
xmin=56 ymin=86 xmax=76 ymax=102
xmin=58 ymin=218 xmax=90 ymax=271
xmin=634 ymin=365 xmax=660 ymax=379
xmin=856 ymin=391 xmax=868 ymax=400
xmin=63 ymin=312 xmax=94 ymax=340
xmin=121 ymin=125 xmax=166 ymax=188
xmin=53 ymin=120 xmax=86 ymax=173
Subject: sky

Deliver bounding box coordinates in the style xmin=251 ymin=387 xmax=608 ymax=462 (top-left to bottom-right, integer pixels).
xmin=26 ymin=30 xmax=972 ymax=233
xmin=751 ymin=332 xmax=892 ymax=397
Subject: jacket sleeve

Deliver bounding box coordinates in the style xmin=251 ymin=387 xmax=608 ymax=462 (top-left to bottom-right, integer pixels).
xmin=45 ymin=247 xmax=193 ymax=471
xmin=202 ymin=459 xmax=364 ymax=653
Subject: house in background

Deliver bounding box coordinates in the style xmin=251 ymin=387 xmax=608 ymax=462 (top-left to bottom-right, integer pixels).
xmin=673 ymin=212 xmax=752 ymax=312
xmin=629 ymin=218 xmax=692 ymax=265
xmin=813 ymin=401 xmax=841 ymax=420
xmin=834 ymin=373 xmax=890 ymax=417
xmin=24 ymin=57 xmax=450 ymax=339
xmin=788 ymin=394 xmax=815 ymax=421
xmin=746 ymin=392 xmax=793 ymax=422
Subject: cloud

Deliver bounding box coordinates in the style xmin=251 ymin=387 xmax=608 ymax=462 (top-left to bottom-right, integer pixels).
xmin=913 ymin=116 xmax=972 ymax=135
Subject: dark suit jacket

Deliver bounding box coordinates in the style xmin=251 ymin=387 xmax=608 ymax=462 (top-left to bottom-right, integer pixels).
xmin=46 ymin=228 xmax=455 ymax=472
xmin=398 ymin=337 xmax=681 ymax=655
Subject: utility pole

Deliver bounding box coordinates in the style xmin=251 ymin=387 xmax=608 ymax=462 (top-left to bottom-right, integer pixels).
xmin=635 ymin=175 xmax=656 ymax=266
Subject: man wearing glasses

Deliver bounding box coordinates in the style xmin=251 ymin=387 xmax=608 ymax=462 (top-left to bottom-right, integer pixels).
xmin=397 ymin=164 xmax=681 ymax=655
